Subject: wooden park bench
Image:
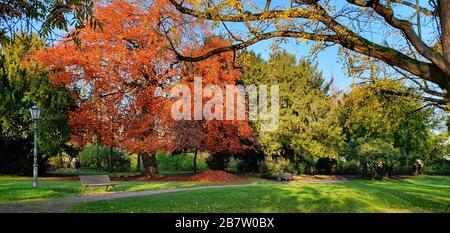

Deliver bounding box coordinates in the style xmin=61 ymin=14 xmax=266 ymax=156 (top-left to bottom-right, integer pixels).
xmin=79 ymin=175 xmax=117 ymax=191
xmin=277 ymin=172 xmax=294 ymax=182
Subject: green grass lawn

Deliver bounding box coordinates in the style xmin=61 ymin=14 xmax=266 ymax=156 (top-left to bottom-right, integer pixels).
xmin=47 ymin=168 xmax=195 ymax=177
xmin=0 ymin=176 xmax=217 ymax=203
xmin=69 ymin=176 xmax=450 ymax=213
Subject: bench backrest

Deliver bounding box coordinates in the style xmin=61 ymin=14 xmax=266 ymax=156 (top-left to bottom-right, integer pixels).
xmin=79 ymin=175 xmax=111 ymax=185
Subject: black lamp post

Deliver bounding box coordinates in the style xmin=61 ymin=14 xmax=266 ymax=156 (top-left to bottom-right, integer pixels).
xmin=29 ymin=104 xmax=41 ymax=188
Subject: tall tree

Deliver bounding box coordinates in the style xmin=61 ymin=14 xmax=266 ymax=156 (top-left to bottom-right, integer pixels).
xmin=32 ymin=0 xmax=249 ymax=175
xmin=339 ymin=78 xmax=434 ymax=177
xmin=240 ymin=50 xmax=343 ymax=173
xmin=0 ymin=33 xmax=73 ymax=174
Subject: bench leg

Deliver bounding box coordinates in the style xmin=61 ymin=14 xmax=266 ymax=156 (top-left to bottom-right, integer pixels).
xmin=106 ymin=185 xmax=109 ymax=191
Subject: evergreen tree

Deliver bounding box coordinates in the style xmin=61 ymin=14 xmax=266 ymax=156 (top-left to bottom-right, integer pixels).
xmin=0 ymin=34 xmax=73 ymax=174
xmin=240 ymin=50 xmax=343 ymax=174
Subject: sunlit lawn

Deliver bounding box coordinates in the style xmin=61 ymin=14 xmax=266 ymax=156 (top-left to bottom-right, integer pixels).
xmin=0 ymin=176 xmax=217 ymax=203
xmin=68 ymin=176 xmax=450 ymax=213
xmin=47 ymin=168 xmax=195 ymax=176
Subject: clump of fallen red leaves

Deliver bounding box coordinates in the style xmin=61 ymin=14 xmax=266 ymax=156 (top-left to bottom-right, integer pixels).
xmin=187 ymin=170 xmax=246 ymax=183
xmin=107 ymin=170 xmax=246 ymax=183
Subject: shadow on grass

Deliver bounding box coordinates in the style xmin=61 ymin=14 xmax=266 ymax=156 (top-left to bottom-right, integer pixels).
xmin=69 ymin=177 xmax=450 ymax=213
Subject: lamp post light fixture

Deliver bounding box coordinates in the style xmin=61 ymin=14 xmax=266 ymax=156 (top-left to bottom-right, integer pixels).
xmin=29 ymin=103 xmax=41 ymax=188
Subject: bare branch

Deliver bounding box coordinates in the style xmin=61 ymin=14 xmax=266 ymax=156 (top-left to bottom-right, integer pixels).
xmin=264 ymin=0 xmax=272 ymax=12
xmin=390 ymin=0 xmax=434 ymax=16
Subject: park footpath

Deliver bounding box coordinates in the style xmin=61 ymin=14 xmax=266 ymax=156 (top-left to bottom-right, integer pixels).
xmin=0 ymin=175 xmax=351 ymax=213
xmin=0 ymin=184 xmax=250 ymax=213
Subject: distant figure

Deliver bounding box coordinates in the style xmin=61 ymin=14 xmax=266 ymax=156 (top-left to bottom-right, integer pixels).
xmin=413 ymin=159 xmax=424 ymax=176
xmin=417 ymin=159 xmax=424 ymax=175
xmin=75 ymin=158 xmax=81 ymax=173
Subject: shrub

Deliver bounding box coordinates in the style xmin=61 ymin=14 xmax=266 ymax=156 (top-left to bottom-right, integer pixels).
xmin=393 ymin=165 xmax=414 ymax=175
xmin=129 ymin=154 xmax=139 ymax=171
xmin=47 ymin=154 xmax=73 ymax=170
xmin=78 ymin=144 xmax=130 ymax=171
xmin=259 ymin=156 xmax=292 ymax=178
xmin=227 ymin=157 xmax=247 ymax=172
xmin=156 ymin=151 xmax=207 ymax=171
xmin=336 ymin=159 xmax=361 ymax=175
xmin=423 ymin=161 xmax=450 ymax=175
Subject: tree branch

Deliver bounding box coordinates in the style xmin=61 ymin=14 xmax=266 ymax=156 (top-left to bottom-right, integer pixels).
xmin=173 ymin=30 xmax=338 ymax=62
xmin=347 ymin=0 xmax=450 ymax=77
xmin=390 ymin=0 xmax=434 ymax=16
xmin=167 ymin=0 xmax=450 ymax=92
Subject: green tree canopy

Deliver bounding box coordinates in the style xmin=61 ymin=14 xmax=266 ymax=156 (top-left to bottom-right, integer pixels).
xmin=0 ymin=33 xmax=73 ymax=174
xmin=240 ymin=50 xmax=343 ymax=173
xmin=339 ymin=79 xmax=438 ymax=177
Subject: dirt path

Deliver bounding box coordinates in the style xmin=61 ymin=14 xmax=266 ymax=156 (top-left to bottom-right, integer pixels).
xmin=0 ymin=184 xmax=249 ymax=213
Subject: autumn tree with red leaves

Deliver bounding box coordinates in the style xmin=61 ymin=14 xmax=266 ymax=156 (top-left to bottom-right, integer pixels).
xmin=168 ymin=39 xmax=255 ymax=172
xmin=32 ymin=0 xmax=253 ymax=176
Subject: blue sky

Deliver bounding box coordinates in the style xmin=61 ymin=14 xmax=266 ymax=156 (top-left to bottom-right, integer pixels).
xmin=247 ymin=39 xmax=351 ymax=92
xmin=220 ymin=0 xmax=434 ymax=93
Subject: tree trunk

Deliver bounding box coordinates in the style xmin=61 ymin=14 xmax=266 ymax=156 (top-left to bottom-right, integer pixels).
xmin=136 ymin=153 xmax=142 ymax=172
xmin=67 ymin=156 xmax=73 ymax=168
xmin=371 ymin=165 xmax=376 ymax=181
xmin=439 ymin=0 xmax=450 ymax=63
xmin=193 ymin=150 xmax=198 ymax=173
xmin=109 ymin=147 xmax=113 ymax=172
xmin=142 ymin=153 xmax=158 ymax=177
xmin=362 ymin=163 xmax=368 ymax=176
xmin=438 ymin=0 xmax=450 ymax=100
xmin=95 ymin=140 xmax=100 ymax=171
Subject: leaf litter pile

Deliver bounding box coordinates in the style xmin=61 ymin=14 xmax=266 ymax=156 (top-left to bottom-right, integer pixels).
xmin=120 ymin=170 xmax=246 ymax=183
xmin=185 ymin=170 xmax=245 ymax=183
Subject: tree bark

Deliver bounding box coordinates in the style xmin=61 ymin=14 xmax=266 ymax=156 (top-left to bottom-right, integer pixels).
xmin=371 ymin=165 xmax=376 ymax=181
xmin=136 ymin=153 xmax=142 ymax=172
xmin=142 ymin=153 xmax=158 ymax=177
xmin=109 ymin=147 xmax=113 ymax=172
xmin=193 ymin=150 xmax=198 ymax=173
xmin=95 ymin=139 xmax=100 ymax=171
xmin=439 ymin=0 xmax=450 ymax=63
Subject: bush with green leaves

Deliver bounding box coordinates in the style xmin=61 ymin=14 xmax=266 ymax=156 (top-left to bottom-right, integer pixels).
xmin=47 ymin=154 xmax=73 ymax=170
xmin=227 ymin=157 xmax=249 ymax=172
xmin=423 ymin=161 xmax=450 ymax=175
xmin=78 ymin=144 xmax=130 ymax=171
xmin=336 ymin=159 xmax=361 ymax=175
xmin=156 ymin=151 xmax=207 ymax=172
xmin=259 ymin=156 xmax=293 ymax=178
xmin=353 ymin=139 xmax=401 ymax=179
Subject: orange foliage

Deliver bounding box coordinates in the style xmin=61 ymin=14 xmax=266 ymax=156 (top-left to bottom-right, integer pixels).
xmin=32 ymin=0 xmax=253 ymax=157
